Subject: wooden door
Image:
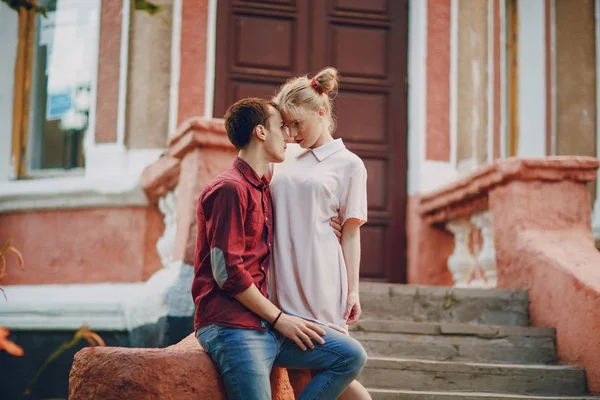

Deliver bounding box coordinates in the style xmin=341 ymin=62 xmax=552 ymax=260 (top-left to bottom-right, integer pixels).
xmin=215 ymin=0 xmax=408 ymax=282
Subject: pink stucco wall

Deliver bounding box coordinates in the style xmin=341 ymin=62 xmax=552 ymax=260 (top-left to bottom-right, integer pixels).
xmin=491 ymin=180 xmax=600 ymax=393
xmin=0 ymin=206 xmax=164 ymax=284
xmin=406 ymin=194 xmax=453 ymax=286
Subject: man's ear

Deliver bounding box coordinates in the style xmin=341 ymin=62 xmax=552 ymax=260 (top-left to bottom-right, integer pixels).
xmin=254 ymin=125 xmax=267 ymax=142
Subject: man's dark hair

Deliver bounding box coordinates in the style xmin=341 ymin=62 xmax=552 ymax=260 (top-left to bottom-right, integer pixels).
xmin=224 ymin=98 xmax=273 ymax=150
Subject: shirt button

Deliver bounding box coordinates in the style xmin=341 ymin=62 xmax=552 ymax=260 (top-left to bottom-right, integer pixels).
xmin=268 ymin=243 xmax=272 ymax=247
xmin=260 ymin=266 xmax=265 ymax=271
xmin=265 ymin=217 xmax=268 ymax=222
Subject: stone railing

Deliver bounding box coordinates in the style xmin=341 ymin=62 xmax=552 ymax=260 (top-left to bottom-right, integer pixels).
xmin=417 ymin=156 xmax=600 ymax=392
xmin=419 ymin=157 xmax=599 ymax=288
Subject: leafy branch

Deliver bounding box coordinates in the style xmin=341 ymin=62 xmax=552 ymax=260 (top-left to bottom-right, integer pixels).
xmin=0 ymin=240 xmax=24 ymax=301
xmin=22 ymin=325 xmax=106 ymax=398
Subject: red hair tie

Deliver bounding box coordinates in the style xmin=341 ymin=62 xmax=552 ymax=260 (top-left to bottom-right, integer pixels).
xmin=311 ymin=78 xmax=324 ymax=94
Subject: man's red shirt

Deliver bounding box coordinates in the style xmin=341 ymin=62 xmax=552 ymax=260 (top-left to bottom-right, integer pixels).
xmin=192 ymin=157 xmax=273 ymax=332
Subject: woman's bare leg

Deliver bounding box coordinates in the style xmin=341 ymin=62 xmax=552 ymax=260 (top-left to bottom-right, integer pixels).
xmin=338 ymin=379 xmax=372 ymax=400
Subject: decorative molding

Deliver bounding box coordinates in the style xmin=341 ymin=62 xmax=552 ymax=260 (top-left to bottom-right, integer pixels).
xmin=116 ymin=0 xmax=130 ymax=146
xmin=446 ymin=218 xmax=476 ymax=287
xmin=407 ymin=0 xmax=427 ymax=196
xmin=141 ymin=117 xmax=235 ymax=204
xmin=204 ymin=0 xmax=218 ymax=118
xmin=499 ymin=0 xmax=508 ymax=158
xmin=0 ymin=148 xmax=162 ymax=213
xmin=156 ymin=190 xmax=178 ymax=268
xmin=420 ymin=156 xmax=599 ymax=224
xmin=168 ymin=0 xmax=182 ymax=137
xmin=471 ymin=210 xmax=498 ymax=288
xmin=167 ymin=117 xmax=231 ymax=156
xmin=0 ymin=263 xmax=195 ymax=331
xmin=487 ymin=0 xmax=494 ymax=163
xmin=0 ymin=283 xmax=144 ymax=331
xmin=450 ymin=0 xmax=458 ymax=168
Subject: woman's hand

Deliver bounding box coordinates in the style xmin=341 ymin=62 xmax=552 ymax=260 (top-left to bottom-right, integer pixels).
xmin=344 ymin=291 xmax=362 ymax=325
xmin=274 ymin=314 xmax=327 ymax=351
xmin=330 ymin=216 xmax=342 ymax=243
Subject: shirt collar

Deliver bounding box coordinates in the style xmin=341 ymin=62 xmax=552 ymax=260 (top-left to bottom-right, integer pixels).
xmin=297 ymin=138 xmax=346 ymax=162
xmin=234 ymin=157 xmax=267 ymax=188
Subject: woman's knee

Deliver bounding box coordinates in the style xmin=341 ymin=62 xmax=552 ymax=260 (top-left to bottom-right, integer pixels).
xmin=340 ymin=338 xmax=367 ymax=375
xmin=349 ymin=341 xmax=367 ymax=373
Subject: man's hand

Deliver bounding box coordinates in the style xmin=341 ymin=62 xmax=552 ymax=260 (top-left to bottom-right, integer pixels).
xmin=330 ymin=216 xmax=342 ymax=242
xmin=344 ymin=291 xmax=362 ymax=325
xmin=274 ymin=314 xmax=327 ymax=351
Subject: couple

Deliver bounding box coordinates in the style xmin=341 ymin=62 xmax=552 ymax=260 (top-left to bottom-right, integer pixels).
xmin=191 ymin=67 xmax=371 ymax=400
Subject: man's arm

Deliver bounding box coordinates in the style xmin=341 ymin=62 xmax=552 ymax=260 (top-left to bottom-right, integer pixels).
xmin=204 ymin=182 xmax=254 ymax=297
xmin=235 ymin=285 xmax=326 ymax=350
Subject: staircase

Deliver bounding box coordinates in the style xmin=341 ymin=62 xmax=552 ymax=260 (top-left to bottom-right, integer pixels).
xmin=353 ymin=282 xmax=599 ymax=399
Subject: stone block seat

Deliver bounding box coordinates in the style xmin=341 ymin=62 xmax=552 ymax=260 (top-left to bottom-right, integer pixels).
xmin=68 ymin=333 xmax=295 ymax=400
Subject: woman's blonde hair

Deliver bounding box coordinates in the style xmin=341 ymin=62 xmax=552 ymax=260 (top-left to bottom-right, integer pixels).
xmin=273 ymin=67 xmax=339 ymax=132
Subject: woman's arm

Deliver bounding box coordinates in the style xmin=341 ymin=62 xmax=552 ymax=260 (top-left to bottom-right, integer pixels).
xmin=341 ymin=219 xmax=362 ymax=324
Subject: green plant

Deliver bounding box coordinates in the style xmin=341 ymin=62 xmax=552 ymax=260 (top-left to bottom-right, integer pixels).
xmin=0 ymin=240 xmax=106 ymax=398
xmin=22 ymin=325 xmax=106 ymax=398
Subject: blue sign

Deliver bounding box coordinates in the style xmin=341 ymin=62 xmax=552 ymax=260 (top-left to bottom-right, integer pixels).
xmin=47 ymin=92 xmax=72 ymax=120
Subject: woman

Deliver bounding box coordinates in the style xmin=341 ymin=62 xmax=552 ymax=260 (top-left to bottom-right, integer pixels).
xmin=269 ymin=67 xmax=372 ymax=400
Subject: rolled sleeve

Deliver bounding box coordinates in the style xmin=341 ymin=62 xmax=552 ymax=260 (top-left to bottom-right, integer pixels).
xmin=202 ymin=181 xmax=254 ymax=296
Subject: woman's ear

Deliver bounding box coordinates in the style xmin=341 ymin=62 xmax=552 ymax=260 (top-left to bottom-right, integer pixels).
xmin=318 ymin=107 xmax=326 ymax=117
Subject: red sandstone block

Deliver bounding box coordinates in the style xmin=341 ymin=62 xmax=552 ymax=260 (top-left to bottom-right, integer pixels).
xmin=140 ymin=155 xmax=181 ymax=204
xmin=69 ymin=333 xmax=295 ymax=400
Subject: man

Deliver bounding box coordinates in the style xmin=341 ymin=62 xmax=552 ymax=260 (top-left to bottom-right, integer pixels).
xmin=192 ymin=98 xmax=366 ymax=400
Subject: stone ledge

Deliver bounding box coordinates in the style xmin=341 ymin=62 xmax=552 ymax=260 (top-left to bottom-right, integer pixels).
xmin=0 ymin=264 xmax=193 ymax=332
xmin=140 ymin=155 xmax=181 ymax=204
xmin=141 ymin=117 xmax=236 ymax=204
xmin=167 ymin=117 xmax=234 ymax=158
xmin=69 ymin=333 xmax=295 ymax=400
xmin=419 ymin=156 xmax=599 ymax=224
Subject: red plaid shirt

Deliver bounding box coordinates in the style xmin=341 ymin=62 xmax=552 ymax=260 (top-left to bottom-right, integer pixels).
xmin=192 ymin=157 xmax=274 ymax=332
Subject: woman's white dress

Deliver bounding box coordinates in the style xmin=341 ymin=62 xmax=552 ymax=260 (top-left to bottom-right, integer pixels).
xmin=268 ymin=139 xmax=367 ymax=333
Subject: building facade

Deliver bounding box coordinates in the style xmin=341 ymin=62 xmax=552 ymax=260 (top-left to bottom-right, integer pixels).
xmin=0 ymin=0 xmax=599 ymax=396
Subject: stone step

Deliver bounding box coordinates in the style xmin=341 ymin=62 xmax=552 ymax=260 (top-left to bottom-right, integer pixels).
xmin=367 ymin=389 xmax=600 ymax=400
xmin=350 ymin=320 xmax=556 ymax=364
xmin=360 ymin=283 xmax=529 ymax=326
xmin=351 ymin=320 xmax=555 ymax=337
xmin=359 ymin=357 xmax=586 ymax=396
xmin=352 ymin=331 xmax=555 ymax=365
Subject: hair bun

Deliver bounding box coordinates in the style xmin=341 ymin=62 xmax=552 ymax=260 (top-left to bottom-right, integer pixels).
xmin=312 ymin=67 xmax=339 ymax=95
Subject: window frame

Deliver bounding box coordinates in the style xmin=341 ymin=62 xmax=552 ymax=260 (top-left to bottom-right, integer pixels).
xmin=11 ymin=2 xmax=101 ymax=180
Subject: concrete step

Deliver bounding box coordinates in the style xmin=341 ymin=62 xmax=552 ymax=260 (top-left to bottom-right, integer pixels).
xmin=359 ymin=357 xmax=586 ymax=396
xmin=350 ymin=320 xmax=556 ymax=364
xmin=360 ymin=283 xmax=529 ymax=326
xmin=368 ymin=389 xmax=600 ymax=400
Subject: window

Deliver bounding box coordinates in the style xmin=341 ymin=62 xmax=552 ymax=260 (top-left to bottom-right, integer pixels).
xmin=12 ymin=0 xmax=100 ymax=178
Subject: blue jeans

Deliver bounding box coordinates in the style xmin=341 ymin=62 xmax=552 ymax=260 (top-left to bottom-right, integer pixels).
xmin=196 ymin=320 xmax=367 ymax=400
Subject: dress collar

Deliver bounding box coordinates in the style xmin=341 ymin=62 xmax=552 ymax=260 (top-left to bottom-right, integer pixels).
xmin=297 ymin=138 xmax=346 ymax=162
